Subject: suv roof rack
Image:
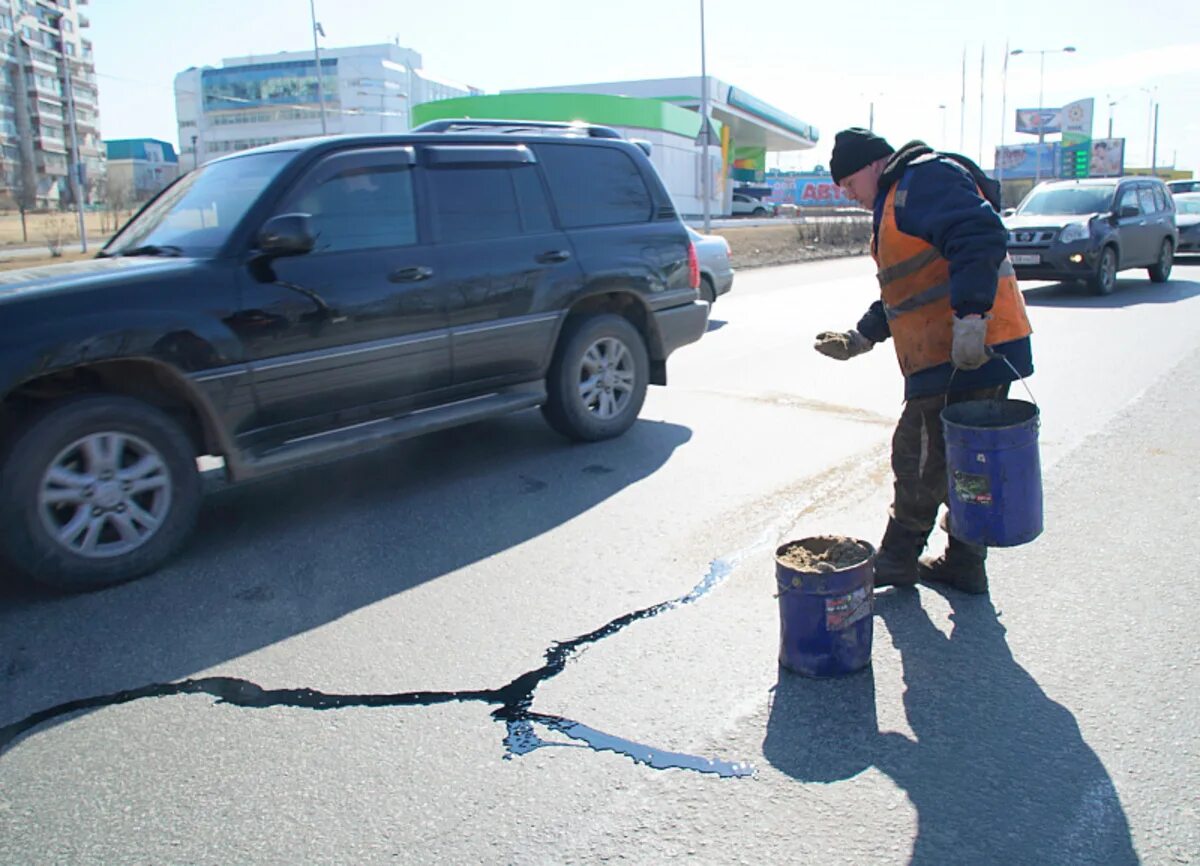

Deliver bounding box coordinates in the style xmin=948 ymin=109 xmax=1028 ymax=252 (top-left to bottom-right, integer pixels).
xmin=412 ymin=118 xmax=626 ymax=140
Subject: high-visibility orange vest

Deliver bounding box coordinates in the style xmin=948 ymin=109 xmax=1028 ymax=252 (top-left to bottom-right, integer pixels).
xmin=873 ymin=182 xmax=1032 ymax=377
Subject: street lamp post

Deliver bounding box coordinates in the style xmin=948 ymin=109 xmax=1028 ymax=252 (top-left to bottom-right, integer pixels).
xmin=699 ymin=0 xmax=711 ymax=233
xmin=1009 ymin=46 xmax=1076 ymax=184
xmin=309 ymin=0 xmax=327 ymax=134
xmin=1139 ymin=86 xmax=1157 ymax=172
xmin=53 ymin=15 xmax=87 ymax=253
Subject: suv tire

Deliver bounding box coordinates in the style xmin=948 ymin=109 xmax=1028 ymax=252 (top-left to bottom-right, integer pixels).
xmin=1148 ymin=239 xmax=1174 ymax=283
xmin=700 ymin=275 xmax=716 ymax=305
xmin=1089 ymin=246 xmax=1117 ymax=295
xmin=0 ymin=395 xmax=202 ymax=592
xmin=542 ymin=314 xmax=649 ymax=442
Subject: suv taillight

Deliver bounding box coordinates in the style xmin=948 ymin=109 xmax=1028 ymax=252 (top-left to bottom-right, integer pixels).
xmin=687 ymin=241 xmax=700 ymax=290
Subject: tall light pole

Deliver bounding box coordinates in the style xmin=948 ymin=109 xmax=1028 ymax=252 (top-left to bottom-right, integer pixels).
xmin=699 ymin=0 xmax=711 ymax=233
xmin=1009 ymin=46 xmax=1076 ymax=184
xmin=1151 ymin=103 xmax=1160 ymax=176
xmin=309 ymin=0 xmax=327 ymax=134
xmin=1139 ymin=86 xmax=1156 ymax=170
xmin=859 ymin=91 xmax=882 ymax=132
xmin=54 ymin=14 xmax=87 ymax=252
xmin=998 ymin=41 xmax=1010 ymax=189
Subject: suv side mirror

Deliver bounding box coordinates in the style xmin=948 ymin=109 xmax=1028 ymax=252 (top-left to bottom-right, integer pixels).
xmin=1001 ymin=207 xmax=1016 ymax=218
xmin=257 ymin=213 xmax=314 ymax=257
xmin=1118 ymin=205 xmax=1139 ymax=219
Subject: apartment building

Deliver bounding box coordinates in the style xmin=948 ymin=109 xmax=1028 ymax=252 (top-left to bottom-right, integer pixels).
xmin=0 ymin=0 xmax=103 ymax=208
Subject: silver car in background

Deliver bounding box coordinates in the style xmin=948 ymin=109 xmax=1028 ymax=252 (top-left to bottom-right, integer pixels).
xmin=687 ymin=225 xmax=735 ymax=305
xmin=1173 ymin=193 xmax=1200 ymax=253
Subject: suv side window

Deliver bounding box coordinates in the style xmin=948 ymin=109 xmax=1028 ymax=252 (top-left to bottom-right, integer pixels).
xmin=279 ymin=149 xmax=417 ymax=252
xmin=1137 ymin=186 xmax=1158 ymax=214
xmin=1152 ymin=185 xmax=1169 ymax=213
xmin=536 ymin=143 xmax=653 ymax=228
xmin=427 ymin=164 xmax=553 ymax=242
xmin=1117 ymin=187 xmax=1141 ymax=215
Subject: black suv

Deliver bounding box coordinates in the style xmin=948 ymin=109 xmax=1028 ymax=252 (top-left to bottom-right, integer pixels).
xmin=1003 ymin=176 xmax=1177 ymax=295
xmin=0 ymin=121 xmax=707 ymax=591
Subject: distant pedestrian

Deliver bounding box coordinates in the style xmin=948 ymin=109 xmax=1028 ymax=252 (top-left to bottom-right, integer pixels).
xmin=814 ymin=128 xmax=1034 ymax=594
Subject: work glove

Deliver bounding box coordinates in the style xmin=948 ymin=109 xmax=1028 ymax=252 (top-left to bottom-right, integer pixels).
xmin=951 ymin=314 xmax=992 ymax=370
xmin=814 ymin=329 xmax=874 ymax=361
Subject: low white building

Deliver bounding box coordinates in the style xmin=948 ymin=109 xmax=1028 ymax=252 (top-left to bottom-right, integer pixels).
xmin=414 ymin=77 xmax=818 ymax=218
xmin=104 ymin=138 xmax=179 ymax=204
xmin=174 ymin=43 xmax=479 ymax=167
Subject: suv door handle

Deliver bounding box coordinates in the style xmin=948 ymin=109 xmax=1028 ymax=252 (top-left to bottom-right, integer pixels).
xmin=389 ymin=266 xmax=433 ymax=283
xmin=536 ymin=250 xmax=572 ymax=264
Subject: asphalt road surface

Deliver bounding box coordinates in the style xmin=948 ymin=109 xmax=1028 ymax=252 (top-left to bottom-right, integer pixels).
xmin=3 ymin=256 xmax=1198 ymax=865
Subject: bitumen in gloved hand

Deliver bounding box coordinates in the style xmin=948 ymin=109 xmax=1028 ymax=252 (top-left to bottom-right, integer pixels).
xmin=951 ymin=315 xmax=991 ymax=370
xmin=814 ymin=329 xmax=874 ymax=361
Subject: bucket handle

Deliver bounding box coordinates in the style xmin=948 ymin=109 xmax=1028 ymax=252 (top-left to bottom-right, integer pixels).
xmin=946 ymin=352 xmax=1037 ymax=407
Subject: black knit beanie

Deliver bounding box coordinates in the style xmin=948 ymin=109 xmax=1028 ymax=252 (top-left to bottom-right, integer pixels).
xmin=830 ymin=128 xmax=895 ymax=183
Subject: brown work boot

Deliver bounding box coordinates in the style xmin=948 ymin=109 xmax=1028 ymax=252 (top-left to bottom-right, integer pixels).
xmin=873 ymin=519 xmax=927 ymax=589
xmin=919 ymin=537 xmax=989 ymax=595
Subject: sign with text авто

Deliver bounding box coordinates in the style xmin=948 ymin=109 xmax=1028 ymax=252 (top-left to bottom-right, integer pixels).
xmin=995 ymin=144 xmax=1060 ymax=179
xmin=765 ymin=174 xmax=854 ymax=207
xmin=1015 ymin=108 xmax=1061 ymax=134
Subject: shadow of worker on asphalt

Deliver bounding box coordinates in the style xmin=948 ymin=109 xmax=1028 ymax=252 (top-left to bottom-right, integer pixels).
xmin=763 ymin=588 xmax=1138 ymax=865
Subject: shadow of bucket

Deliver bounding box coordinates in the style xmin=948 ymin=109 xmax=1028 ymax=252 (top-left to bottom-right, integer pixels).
xmin=941 ymin=398 xmax=1043 ymax=547
xmin=775 ymin=537 xmax=876 ymax=678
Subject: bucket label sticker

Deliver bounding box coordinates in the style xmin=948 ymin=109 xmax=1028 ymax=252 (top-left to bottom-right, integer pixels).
xmin=953 ymin=470 xmax=993 ymax=505
xmin=826 ymin=586 xmax=872 ymax=631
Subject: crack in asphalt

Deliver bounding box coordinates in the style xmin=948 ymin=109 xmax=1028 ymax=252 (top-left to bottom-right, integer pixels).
xmin=1 ymin=555 xmax=758 ymax=777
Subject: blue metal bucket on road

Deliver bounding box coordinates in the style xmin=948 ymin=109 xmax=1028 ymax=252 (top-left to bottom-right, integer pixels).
xmin=775 ymin=537 xmax=875 ymax=678
xmin=941 ymin=398 xmax=1043 ymax=547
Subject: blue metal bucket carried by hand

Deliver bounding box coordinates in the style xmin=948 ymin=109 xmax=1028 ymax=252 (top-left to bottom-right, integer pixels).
xmin=941 ymin=368 xmax=1043 ymax=547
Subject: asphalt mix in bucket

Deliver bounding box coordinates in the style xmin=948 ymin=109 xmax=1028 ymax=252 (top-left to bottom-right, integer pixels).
xmin=777 ymin=535 xmax=873 ymax=573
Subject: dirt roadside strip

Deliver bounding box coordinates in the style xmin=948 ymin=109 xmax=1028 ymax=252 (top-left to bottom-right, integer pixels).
xmin=0 ymin=219 xmax=875 ymax=273
xmin=710 ymin=222 xmax=872 ymax=270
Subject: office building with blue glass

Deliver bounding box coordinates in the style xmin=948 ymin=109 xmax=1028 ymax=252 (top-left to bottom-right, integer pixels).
xmin=173 ymin=43 xmax=479 ymax=167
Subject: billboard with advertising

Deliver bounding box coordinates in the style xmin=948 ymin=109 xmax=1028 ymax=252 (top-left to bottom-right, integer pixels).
xmin=995 ymin=144 xmax=1060 ymax=179
xmin=1089 ymin=138 xmax=1125 ymax=177
xmin=765 ymin=174 xmax=854 ymax=207
xmin=1015 ymin=109 xmax=1061 ymax=134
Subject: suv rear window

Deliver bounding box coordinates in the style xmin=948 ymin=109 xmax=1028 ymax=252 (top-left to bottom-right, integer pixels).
xmin=428 ymin=164 xmax=553 ymax=242
xmin=536 ymin=143 xmax=653 ymax=228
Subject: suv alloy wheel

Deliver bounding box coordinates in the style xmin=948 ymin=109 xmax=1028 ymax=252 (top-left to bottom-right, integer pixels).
xmin=1089 ymin=247 xmax=1117 ymax=295
xmin=0 ymin=395 xmax=202 ymax=591
xmin=1148 ymin=239 xmax=1174 ymax=283
xmin=542 ymin=314 xmax=649 ymax=441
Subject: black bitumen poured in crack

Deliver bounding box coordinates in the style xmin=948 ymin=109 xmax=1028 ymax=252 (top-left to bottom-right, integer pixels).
xmin=0 ymin=558 xmax=754 ymax=778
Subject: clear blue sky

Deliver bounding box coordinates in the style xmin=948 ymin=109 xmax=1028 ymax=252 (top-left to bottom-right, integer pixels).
xmin=92 ymin=0 xmax=1200 ymax=172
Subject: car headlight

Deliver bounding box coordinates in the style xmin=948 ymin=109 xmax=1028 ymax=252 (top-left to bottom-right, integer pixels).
xmin=1058 ymin=223 xmax=1090 ymax=243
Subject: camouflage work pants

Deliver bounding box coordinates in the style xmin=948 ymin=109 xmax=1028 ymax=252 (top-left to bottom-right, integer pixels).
xmin=890 ymin=384 xmax=1010 ymax=536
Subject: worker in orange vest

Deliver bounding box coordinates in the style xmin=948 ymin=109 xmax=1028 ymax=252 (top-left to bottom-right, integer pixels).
xmin=815 ymin=128 xmax=1034 ymax=594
